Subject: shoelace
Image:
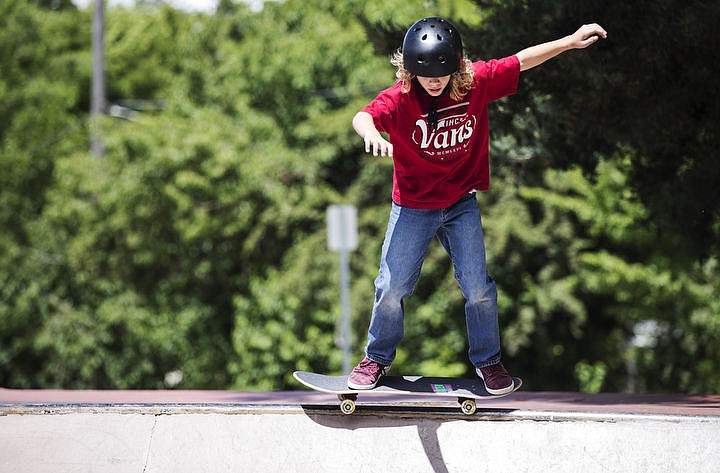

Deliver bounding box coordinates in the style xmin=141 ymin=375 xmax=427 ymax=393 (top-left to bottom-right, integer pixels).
xmin=359 ymin=359 xmax=387 ymax=376
xmin=483 ymin=363 xmax=505 ymax=378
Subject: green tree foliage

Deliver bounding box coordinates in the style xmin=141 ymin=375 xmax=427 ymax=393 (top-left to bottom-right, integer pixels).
xmin=0 ymin=1 xmax=88 ymax=240
xmin=470 ymin=0 xmax=720 ymax=258
xmin=1 ymin=0 xmax=718 ymax=394
xmin=0 ymin=0 xmax=90 ymax=387
xmin=489 ymin=152 xmax=719 ymax=393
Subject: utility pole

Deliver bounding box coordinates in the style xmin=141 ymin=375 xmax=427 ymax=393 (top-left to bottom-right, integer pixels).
xmin=327 ymin=205 xmax=358 ymax=374
xmin=90 ymin=0 xmax=106 ymax=157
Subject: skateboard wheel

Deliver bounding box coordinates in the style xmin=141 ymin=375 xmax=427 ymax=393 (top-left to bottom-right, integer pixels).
xmin=460 ymin=398 xmax=476 ymax=415
xmin=340 ymin=399 xmax=356 ymax=415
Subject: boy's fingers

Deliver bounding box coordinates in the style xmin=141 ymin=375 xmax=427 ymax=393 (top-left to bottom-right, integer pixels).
xmin=365 ymin=137 xmax=376 ymax=155
xmin=575 ymin=24 xmax=606 ymax=48
xmin=585 ymin=23 xmax=607 ymax=39
xmin=381 ymin=142 xmax=393 ymax=158
xmin=363 ymin=136 xmax=392 ymax=157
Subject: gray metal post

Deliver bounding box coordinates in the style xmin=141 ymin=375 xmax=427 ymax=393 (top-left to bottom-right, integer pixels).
xmin=91 ymin=0 xmax=106 ymax=157
xmin=326 ymin=205 xmax=358 ymax=374
xmin=338 ymin=249 xmax=351 ymax=374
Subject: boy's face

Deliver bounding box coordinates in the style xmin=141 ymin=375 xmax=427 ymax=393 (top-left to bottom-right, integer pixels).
xmin=416 ymin=75 xmax=451 ymax=96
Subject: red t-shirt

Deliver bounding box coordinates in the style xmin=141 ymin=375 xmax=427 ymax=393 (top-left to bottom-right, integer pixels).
xmin=363 ymin=55 xmax=520 ymax=209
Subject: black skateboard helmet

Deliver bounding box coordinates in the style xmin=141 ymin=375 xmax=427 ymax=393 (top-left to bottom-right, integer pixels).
xmin=402 ymin=17 xmax=463 ymax=77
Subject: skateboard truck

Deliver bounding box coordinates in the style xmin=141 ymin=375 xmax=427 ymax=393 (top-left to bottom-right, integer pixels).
xmin=338 ymin=393 xmax=476 ymax=415
xmin=338 ymin=394 xmax=358 ymax=415
xmin=458 ymin=397 xmax=477 ymax=415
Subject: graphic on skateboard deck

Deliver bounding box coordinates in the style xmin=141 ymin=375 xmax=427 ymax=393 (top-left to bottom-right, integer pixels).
xmin=293 ymin=370 xmax=522 ymax=415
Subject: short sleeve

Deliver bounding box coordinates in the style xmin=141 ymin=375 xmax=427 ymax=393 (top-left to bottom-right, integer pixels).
xmin=473 ymin=55 xmax=520 ymax=103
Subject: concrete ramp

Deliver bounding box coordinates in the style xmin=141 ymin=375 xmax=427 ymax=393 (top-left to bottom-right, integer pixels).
xmin=1 ymin=389 xmax=719 ymax=473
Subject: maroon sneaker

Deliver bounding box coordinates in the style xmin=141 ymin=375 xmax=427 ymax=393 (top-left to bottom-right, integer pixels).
xmin=476 ymin=362 xmax=514 ymax=395
xmin=348 ymin=357 xmax=390 ymax=390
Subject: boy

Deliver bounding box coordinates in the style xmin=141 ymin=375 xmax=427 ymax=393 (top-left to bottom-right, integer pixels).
xmin=349 ymin=17 xmax=607 ymax=394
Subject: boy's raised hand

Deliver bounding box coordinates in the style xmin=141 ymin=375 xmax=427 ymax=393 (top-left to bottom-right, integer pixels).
xmin=516 ymin=22 xmax=607 ymax=71
xmin=568 ymin=23 xmax=608 ymax=49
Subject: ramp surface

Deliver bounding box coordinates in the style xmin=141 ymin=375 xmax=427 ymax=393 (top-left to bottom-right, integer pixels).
xmin=2 ymin=388 xmax=719 ymax=473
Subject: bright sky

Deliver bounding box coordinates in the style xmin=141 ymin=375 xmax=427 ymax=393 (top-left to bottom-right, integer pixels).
xmin=72 ymin=0 xmax=265 ymax=13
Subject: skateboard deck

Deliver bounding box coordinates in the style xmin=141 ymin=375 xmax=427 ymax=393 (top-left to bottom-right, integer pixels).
xmin=293 ymin=370 xmax=522 ymax=415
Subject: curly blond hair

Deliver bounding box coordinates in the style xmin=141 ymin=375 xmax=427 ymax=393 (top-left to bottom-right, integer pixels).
xmin=390 ymin=49 xmax=474 ymax=101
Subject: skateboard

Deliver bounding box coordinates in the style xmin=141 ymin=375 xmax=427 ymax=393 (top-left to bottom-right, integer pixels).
xmin=293 ymin=370 xmax=522 ymax=415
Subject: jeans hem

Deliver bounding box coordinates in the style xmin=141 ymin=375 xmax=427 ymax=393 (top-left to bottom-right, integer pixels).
xmin=365 ymin=354 xmax=394 ymax=367
xmin=474 ymin=354 xmax=502 ymax=369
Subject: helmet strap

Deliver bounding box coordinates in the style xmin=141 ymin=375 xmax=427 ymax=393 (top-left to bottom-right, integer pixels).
xmin=414 ymin=78 xmax=451 ymax=131
xmin=428 ymin=97 xmax=439 ymax=131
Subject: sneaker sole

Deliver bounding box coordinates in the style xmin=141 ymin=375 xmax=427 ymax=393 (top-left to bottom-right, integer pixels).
xmin=484 ymin=380 xmax=515 ymax=396
xmin=347 ymin=380 xmax=377 ymax=390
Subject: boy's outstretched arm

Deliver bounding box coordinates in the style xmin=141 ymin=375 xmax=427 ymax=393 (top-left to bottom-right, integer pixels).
xmin=516 ymin=23 xmax=607 ymax=71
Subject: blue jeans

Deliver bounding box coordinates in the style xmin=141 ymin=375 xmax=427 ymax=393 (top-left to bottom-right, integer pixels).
xmin=364 ymin=193 xmax=501 ymax=369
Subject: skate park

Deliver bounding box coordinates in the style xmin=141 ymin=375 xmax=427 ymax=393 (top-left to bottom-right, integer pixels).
xmin=3 ymin=2 xmax=720 ymax=472
xmin=2 ymin=387 xmax=718 ymax=473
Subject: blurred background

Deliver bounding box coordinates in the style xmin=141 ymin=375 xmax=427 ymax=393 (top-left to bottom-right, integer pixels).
xmin=1 ymin=0 xmax=718 ymax=394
